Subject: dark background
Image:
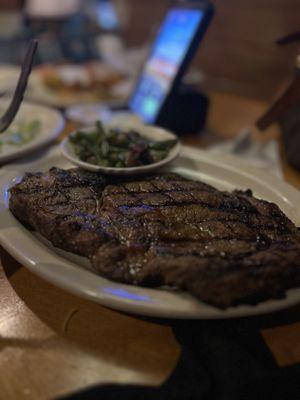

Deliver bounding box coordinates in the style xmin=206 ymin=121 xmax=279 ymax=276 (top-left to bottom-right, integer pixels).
xmin=1 ymin=0 xmax=300 ymax=100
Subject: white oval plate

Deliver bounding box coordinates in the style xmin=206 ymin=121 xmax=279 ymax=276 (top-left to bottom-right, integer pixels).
xmin=61 ymin=124 xmax=181 ymax=175
xmin=1 ymin=146 xmax=300 ymax=319
xmin=0 ymin=98 xmax=64 ymax=164
xmin=25 ymin=66 xmax=127 ymax=108
xmin=0 ymin=64 xmax=123 ymax=108
xmin=26 ymin=71 xmax=103 ymax=107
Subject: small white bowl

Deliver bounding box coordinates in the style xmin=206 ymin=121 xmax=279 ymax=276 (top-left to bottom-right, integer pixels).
xmin=60 ymin=124 xmax=181 ymax=175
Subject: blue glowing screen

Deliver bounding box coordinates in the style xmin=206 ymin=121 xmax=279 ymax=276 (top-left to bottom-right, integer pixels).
xmin=129 ymin=8 xmax=203 ymax=123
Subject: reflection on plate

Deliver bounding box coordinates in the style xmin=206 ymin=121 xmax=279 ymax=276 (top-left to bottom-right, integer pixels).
xmin=0 ymin=98 xmax=64 ymax=164
xmin=1 ymin=147 xmax=300 ymax=319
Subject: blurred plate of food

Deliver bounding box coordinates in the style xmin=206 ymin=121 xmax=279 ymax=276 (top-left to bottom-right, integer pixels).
xmin=65 ymin=102 xmax=141 ymax=126
xmin=26 ymin=61 xmax=128 ymax=108
xmin=0 ymin=97 xmax=64 ymax=164
xmin=0 ymin=64 xmax=21 ymax=94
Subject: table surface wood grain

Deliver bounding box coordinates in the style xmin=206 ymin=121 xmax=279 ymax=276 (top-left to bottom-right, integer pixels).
xmin=1 ymin=92 xmax=300 ymax=400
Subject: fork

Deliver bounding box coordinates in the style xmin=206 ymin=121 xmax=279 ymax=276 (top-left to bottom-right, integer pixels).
xmin=0 ymin=39 xmax=38 ymax=133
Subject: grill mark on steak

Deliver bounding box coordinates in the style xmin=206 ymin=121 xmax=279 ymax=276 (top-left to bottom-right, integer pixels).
xmin=152 ymin=239 xmax=259 ymax=258
xmin=102 ymin=186 xmax=259 ymax=214
xmin=9 ymin=167 xmax=300 ymax=308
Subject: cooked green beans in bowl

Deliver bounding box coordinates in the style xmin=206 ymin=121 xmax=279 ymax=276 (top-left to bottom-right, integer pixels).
xmin=69 ymin=121 xmax=178 ymax=168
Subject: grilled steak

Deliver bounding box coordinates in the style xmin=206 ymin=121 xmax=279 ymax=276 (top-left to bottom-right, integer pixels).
xmin=9 ymin=167 xmax=300 ymax=308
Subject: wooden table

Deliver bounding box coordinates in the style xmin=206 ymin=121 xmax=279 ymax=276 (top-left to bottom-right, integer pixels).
xmin=1 ymin=92 xmax=300 ymax=400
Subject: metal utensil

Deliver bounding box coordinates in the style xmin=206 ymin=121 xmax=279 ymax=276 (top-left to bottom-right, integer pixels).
xmin=0 ymin=39 xmax=38 ymax=133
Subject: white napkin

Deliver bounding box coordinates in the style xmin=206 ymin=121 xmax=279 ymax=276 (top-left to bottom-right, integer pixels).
xmin=208 ymin=128 xmax=283 ymax=179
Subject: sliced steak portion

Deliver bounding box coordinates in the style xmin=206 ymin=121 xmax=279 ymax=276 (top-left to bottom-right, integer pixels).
xmin=9 ymin=168 xmax=300 ymax=308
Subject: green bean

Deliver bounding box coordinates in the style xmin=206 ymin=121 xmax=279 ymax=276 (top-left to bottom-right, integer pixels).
xmin=149 ymin=150 xmax=167 ymax=162
xmin=70 ymin=122 xmax=177 ymax=168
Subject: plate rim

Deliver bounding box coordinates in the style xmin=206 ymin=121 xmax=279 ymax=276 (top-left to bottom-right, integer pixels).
xmin=1 ymin=146 xmax=300 ymax=319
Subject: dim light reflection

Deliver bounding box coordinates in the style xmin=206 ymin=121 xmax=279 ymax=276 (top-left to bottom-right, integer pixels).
xmin=3 ymin=185 xmax=10 ymax=207
xmin=103 ymin=287 xmax=151 ymax=302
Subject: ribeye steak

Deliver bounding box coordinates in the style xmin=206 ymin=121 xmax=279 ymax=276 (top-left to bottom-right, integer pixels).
xmin=9 ymin=167 xmax=300 ymax=308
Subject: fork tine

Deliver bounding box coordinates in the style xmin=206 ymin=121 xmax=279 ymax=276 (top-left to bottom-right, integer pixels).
xmin=0 ymin=39 xmax=38 ymax=133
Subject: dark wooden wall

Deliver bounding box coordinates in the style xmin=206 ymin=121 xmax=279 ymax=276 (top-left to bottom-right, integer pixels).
xmin=0 ymin=0 xmax=23 ymax=9
xmin=123 ymin=0 xmax=300 ymax=100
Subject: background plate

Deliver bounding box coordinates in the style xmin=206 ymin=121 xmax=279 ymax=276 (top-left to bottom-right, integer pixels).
xmin=0 ymin=146 xmax=300 ymax=319
xmin=0 ymin=98 xmax=64 ymax=164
